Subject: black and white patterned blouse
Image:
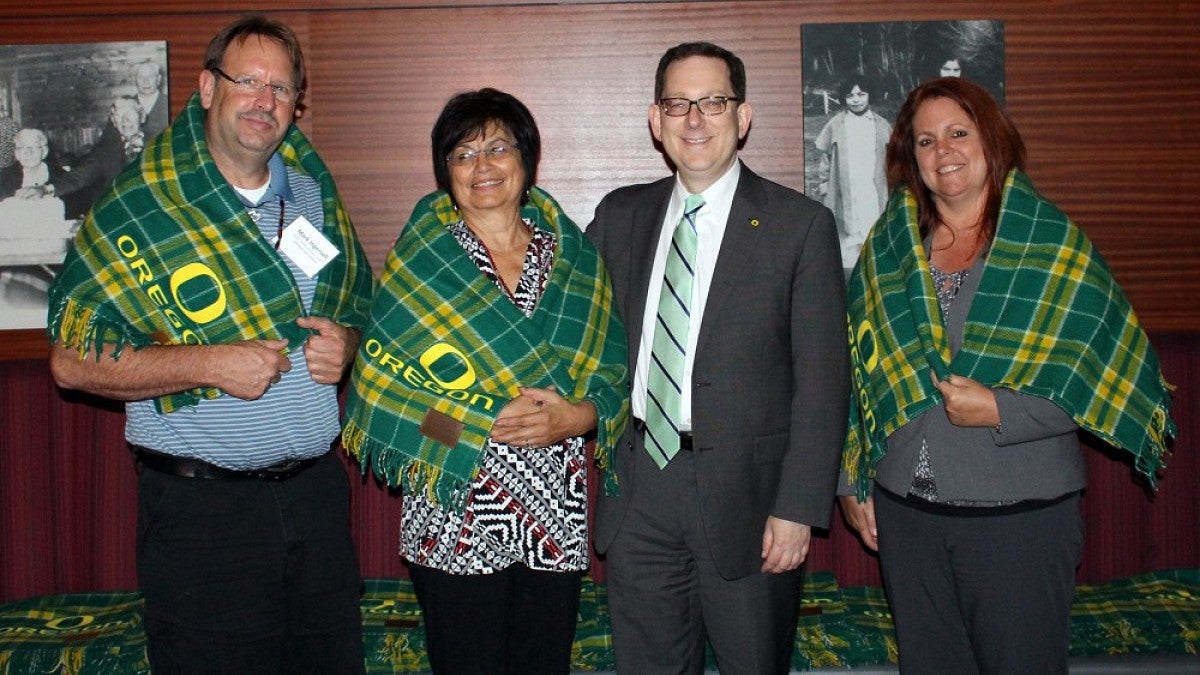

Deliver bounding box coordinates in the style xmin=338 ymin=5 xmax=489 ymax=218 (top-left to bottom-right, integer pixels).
xmin=399 ymin=217 xmax=589 ymax=574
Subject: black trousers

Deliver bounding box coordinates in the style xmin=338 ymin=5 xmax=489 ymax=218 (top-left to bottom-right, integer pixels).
xmin=407 ymin=561 xmax=582 ymax=675
xmin=875 ymin=488 xmax=1083 ymax=675
xmin=137 ymin=451 xmax=364 ymax=674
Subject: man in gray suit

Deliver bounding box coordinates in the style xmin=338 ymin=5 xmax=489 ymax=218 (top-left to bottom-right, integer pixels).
xmin=587 ymin=42 xmax=849 ymax=674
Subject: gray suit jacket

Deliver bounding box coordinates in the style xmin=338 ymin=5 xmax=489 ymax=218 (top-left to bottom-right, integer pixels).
xmin=587 ymin=163 xmax=850 ymax=579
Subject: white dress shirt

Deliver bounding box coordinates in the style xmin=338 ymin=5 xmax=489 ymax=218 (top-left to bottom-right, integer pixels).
xmin=633 ymin=160 xmax=741 ymax=430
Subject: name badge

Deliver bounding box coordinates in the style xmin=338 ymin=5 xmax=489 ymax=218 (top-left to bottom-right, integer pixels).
xmin=278 ymin=215 xmax=339 ymax=278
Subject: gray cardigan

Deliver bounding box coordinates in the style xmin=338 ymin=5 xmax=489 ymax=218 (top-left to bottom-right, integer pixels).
xmin=841 ymin=248 xmax=1087 ymax=503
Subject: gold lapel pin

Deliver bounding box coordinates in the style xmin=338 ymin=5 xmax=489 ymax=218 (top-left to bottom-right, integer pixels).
xmin=750 ymin=218 xmax=760 ymax=227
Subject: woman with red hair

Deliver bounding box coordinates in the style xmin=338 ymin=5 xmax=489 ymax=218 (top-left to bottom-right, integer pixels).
xmin=839 ymin=77 xmax=1175 ymax=674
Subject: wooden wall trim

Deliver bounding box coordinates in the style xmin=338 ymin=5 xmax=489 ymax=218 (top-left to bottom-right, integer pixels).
xmin=1 ymin=330 xmax=48 ymax=361
xmin=0 ymin=0 xmax=666 ymax=19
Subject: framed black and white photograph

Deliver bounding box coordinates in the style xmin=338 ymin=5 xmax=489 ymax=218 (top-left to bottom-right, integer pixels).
xmin=801 ymin=20 xmax=1005 ymax=278
xmin=0 ymin=40 xmax=168 ymax=334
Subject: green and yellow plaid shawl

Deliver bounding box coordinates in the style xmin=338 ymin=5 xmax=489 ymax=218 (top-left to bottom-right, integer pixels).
xmin=342 ymin=187 xmax=629 ymax=511
xmin=47 ymin=93 xmax=375 ymax=412
xmin=844 ymin=170 xmax=1175 ymax=499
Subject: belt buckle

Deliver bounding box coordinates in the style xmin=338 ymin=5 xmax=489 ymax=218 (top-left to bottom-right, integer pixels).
xmin=257 ymin=459 xmax=301 ymax=480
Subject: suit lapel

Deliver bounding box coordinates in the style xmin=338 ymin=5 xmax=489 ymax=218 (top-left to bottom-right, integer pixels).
xmin=624 ymin=182 xmax=673 ymax=365
xmin=696 ymin=165 xmax=766 ymax=358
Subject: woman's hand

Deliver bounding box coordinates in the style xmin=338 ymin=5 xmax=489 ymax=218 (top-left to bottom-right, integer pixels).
xmin=838 ymin=495 xmax=878 ymax=552
xmin=490 ymin=386 xmax=597 ymax=448
xmin=931 ymin=371 xmax=1000 ymax=428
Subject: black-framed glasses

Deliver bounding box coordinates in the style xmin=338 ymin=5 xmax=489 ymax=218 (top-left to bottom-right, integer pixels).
xmin=211 ymin=67 xmax=302 ymax=105
xmin=657 ymin=96 xmax=742 ymax=117
xmin=446 ymin=143 xmax=519 ymax=166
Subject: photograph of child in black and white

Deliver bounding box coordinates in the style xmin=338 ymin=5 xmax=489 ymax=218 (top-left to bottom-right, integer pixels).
xmin=801 ymin=20 xmax=1004 ymax=279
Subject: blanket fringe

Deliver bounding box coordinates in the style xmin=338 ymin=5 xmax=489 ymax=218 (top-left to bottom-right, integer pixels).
xmin=342 ymin=421 xmax=471 ymax=511
xmin=593 ymin=441 xmax=620 ymax=497
xmin=50 ymin=299 xmax=144 ymax=362
xmin=49 ymin=298 xmax=216 ymax=413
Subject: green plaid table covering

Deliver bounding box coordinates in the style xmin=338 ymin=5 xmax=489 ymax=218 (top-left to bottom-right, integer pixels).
xmin=360 ymin=578 xmax=428 ymax=673
xmin=5 ymin=569 xmax=1197 ymax=673
xmin=1069 ymin=568 xmax=1200 ymax=657
xmin=835 ymin=585 xmax=900 ymax=668
xmin=0 ymin=591 xmax=149 ymax=675
xmin=789 ymin=576 xmax=895 ymax=669
xmin=361 ymin=576 xmax=619 ymax=673
xmin=360 ymin=572 xmax=893 ymax=672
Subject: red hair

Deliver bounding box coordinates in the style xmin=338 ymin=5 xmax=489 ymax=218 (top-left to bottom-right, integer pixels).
xmin=885 ymin=77 xmax=1026 ymax=242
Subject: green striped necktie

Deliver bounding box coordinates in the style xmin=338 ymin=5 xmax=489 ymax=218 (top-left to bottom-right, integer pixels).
xmin=644 ymin=193 xmax=705 ymax=468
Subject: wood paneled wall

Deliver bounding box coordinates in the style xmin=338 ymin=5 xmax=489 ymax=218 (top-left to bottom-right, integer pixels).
xmin=1 ymin=0 xmax=1197 ymax=360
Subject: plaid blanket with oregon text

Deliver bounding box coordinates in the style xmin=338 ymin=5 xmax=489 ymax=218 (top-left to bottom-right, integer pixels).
xmin=342 ymin=187 xmax=628 ymax=511
xmin=843 ymin=170 xmax=1175 ymax=499
xmin=47 ymin=93 xmax=374 ymax=413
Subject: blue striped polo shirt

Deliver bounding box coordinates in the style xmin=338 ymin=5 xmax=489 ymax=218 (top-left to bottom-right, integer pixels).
xmin=124 ymin=154 xmax=341 ymax=470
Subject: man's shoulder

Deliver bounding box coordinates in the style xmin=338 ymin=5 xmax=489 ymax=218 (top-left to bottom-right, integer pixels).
xmin=588 ymin=176 xmax=672 ymax=240
xmin=597 ymin=175 xmax=673 ymax=206
xmin=739 ymin=164 xmax=825 ymax=213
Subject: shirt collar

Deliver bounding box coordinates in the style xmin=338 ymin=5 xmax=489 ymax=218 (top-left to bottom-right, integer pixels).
xmin=233 ymin=153 xmax=295 ymax=207
xmin=265 ymin=153 xmax=295 ymax=203
xmin=671 ymin=159 xmax=741 ymax=214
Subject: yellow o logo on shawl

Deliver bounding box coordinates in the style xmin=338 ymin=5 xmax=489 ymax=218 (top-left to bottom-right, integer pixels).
xmin=855 ymin=320 xmax=879 ymax=373
xmin=419 ymin=343 xmax=476 ymax=391
xmin=170 ymin=262 xmax=227 ymax=325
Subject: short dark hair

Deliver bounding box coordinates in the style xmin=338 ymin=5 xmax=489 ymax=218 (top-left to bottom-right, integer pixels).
xmin=886 ymin=77 xmax=1026 ymax=242
xmin=933 ymin=55 xmax=964 ymax=79
xmin=654 ymin=42 xmax=746 ymax=101
xmin=203 ymin=15 xmax=306 ymax=91
xmin=430 ymin=88 xmax=541 ymax=198
xmin=836 ymin=74 xmax=873 ymax=101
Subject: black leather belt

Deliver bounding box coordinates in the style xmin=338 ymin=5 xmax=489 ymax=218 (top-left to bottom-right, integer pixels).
xmin=633 ymin=419 xmax=694 ymax=452
xmin=132 ymin=445 xmax=323 ymax=481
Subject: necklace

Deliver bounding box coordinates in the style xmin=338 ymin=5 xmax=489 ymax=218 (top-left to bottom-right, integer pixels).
xmin=930 ymin=264 xmax=968 ymax=321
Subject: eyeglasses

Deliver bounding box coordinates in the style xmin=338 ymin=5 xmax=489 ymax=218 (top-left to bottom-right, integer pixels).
xmin=657 ymin=96 xmax=742 ymax=117
xmin=446 ymin=143 xmax=518 ymax=166
xmin=210 ymin=67 xmax=302 ymax=105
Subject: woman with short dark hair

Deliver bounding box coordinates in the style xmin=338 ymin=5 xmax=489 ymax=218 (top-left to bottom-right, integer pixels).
xmin=343 ymin=88 xmax=629 ymax=675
